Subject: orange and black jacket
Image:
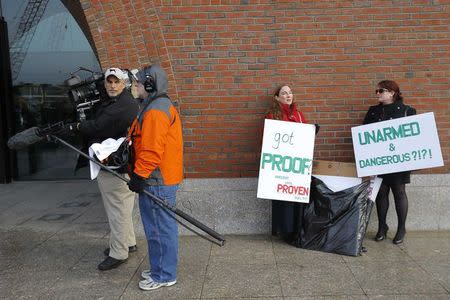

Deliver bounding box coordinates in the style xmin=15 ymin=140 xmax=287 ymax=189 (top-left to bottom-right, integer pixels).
xmin=129 ymin=98 xmax=183 ymax=185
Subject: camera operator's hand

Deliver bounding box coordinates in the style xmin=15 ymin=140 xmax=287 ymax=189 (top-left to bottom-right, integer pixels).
xmin=128 ymin=172 xmax=147 ymax=193
xmin=56 ymin=122 xmax=80 ymax=137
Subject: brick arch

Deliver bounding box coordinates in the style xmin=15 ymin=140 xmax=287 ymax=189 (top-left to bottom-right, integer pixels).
xmin=61 ymin=0 xmax=98 ymax=62
xmin=77 ymin=0 xmax=179 ymax=100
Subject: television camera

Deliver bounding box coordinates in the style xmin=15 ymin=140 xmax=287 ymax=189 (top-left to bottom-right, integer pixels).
xmin=64 ymin=67 xmax=135 ymax=121
xmin=64 ymin=67 xmax=106 ymax=121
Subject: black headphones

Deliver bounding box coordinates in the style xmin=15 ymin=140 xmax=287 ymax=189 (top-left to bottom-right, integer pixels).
xmin=144 ymin=73 xmax=155 ymax=93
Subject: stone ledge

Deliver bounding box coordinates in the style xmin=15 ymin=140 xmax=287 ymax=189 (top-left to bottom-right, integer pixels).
xmin=133 ymin=174 xmax=450 ymax=237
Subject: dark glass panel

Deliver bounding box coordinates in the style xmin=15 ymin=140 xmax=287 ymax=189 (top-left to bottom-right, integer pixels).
xmin=3 ymin=0 xmax=101 ymax=180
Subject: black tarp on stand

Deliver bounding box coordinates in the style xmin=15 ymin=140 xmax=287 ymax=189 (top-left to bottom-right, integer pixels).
xmin=292 ymin=177 xmax=374 ymax=256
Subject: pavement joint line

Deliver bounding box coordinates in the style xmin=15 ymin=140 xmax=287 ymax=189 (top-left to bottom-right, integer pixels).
xmin=342 ymin=251 xmax=368 ymax=297
xmin=270 ymin=236 xmax=286 ymax=298
xmin=199 ymin=236 xmax=213 ymax=299
xmin=120 ymin=253 xmax=147 ymax=298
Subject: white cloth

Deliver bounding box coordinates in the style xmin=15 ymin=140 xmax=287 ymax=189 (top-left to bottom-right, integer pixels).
xmin=313 ymin=175 xmax=382 ymax=202
xmin=88 ymin=137 xmax=125 ymax=180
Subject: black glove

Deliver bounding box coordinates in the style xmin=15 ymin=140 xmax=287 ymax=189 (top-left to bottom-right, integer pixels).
xmin=128 ymin=172 xmax=147 ymax=193
xmin=56 ymin=122 xmax=79 ymax=137
xmin=314 ymin=123 xmax=320 ymax=135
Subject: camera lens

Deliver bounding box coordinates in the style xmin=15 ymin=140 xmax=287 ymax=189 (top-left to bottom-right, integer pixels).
xmin=68 ymin=84 xmax=100 ymax=103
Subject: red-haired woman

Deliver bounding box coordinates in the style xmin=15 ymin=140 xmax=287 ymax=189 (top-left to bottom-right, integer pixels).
xmin=266 ymin=84 xmax=309 ymax=242
xmin=363 ymin=80 xmax=416 ymax=244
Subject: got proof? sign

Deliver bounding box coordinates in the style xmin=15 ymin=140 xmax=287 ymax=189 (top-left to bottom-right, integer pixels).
xmin=351 ymin=112 xmax=444 ymax=177
xmin=257 ymin=119 xmax=315 ymax=203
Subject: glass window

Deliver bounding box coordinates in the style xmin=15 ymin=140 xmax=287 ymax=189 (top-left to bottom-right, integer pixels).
xmin=2 ymin=0 xmax=101 ymax=180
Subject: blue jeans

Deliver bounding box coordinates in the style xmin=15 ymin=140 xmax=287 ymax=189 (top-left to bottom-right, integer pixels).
xmin=139 ymin=184 xmax=179 ymax=283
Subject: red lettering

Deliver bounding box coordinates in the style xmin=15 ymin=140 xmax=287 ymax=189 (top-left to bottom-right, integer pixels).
xmin=276 ymin=184 xmax=309 ymax=196
xmin=276 ymin=184 xmax=283 ymax=192
xmin=287 ymin=185 xmax=293 ymax=194
xmin=302 ymin=187 xmax=309 ymax=196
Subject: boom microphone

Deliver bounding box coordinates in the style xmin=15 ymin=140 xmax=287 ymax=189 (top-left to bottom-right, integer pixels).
xmin=7 ymin=122 xmax=65 ymax=150
xmin=7 ymin=127 xmax=43 ymax=150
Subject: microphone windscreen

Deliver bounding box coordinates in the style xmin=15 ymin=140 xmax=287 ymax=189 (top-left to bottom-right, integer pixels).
xmin=7 ymin=127 xmax=43 ymax=150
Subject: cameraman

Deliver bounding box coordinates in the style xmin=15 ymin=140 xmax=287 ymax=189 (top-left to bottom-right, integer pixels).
xmin=65 ymin=67 xmax=140 ymax=271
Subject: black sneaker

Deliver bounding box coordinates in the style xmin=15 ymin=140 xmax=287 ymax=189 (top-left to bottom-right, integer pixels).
xmin=103 ymin=245 xmax=137 ymax=256
xmin=98 ymin=256 xmax=126 ymax=271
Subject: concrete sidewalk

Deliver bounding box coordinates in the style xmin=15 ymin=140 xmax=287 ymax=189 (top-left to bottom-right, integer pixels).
xmin=1 ymin=180 xmax=450 ymax=299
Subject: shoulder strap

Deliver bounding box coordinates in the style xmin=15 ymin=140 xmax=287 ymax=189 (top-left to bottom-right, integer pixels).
xmin=127 ymin=98 xmax=153 ymax=140
xmin=137 ymin=99 xmax=153 ymax=127
xmin=404 ymin=105 xmax=411 ymax=117
xmin=293 ymin=103 xmax=303 ymax=123
xmin=296 ymin=110 xmax=303 ymax=123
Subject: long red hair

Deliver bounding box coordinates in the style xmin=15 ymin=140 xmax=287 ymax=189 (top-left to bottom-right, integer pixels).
xmin=266 ymin=84 xmax=297 ymax=120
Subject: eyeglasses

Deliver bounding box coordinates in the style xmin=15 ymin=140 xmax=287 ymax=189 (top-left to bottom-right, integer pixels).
xmin=375 ymin=88 xmax=389 ymax=94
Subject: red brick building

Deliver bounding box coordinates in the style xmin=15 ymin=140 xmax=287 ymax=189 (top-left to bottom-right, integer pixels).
xmin=79 ymin=0 xmax=449 ymax=178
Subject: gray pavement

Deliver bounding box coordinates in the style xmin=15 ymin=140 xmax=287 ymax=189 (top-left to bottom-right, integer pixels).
xmin=1 ymin=180 xmax=450 ymax=299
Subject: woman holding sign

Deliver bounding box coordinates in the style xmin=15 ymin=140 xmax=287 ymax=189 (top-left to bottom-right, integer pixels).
xmin=266 ymin=84 xmax=309 ymax=243
xmin=363 ymin=80 xmax=416 ymax=244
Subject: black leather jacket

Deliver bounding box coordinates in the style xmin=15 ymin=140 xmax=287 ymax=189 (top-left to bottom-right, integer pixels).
xmin=363 ymin=101 xmax=416 ymax=124
xmin=79 ymin=89 xmax=139 ymax=145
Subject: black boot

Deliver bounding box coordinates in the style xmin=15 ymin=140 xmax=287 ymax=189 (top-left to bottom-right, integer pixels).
xmin=375 ymin=225 xmax=388 ymax=242
xmin=98 ymin=256 xmax=126 ymax=271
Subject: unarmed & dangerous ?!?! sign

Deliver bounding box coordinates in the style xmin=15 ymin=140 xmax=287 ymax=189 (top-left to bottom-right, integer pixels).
xmin=351 ymin=112 xmax=444 ymax=177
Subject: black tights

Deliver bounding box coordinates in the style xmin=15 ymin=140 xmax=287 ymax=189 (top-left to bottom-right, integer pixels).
xmin=376 ymin=181 xmax=408 ymax=234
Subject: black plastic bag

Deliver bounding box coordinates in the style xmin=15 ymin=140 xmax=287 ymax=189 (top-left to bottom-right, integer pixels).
xmin=292 ymin=177 xmax=373 ymax=256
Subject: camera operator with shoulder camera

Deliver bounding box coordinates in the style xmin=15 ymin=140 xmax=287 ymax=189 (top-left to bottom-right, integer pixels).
xmin=63 ymin=67 xmax=140 ymax=271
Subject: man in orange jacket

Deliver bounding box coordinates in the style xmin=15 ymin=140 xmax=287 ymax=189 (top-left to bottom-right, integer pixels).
xmin=127 ymin=65 xmax=183 ymax=291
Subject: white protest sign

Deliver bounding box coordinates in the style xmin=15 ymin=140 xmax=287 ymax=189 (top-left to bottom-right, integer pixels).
xmin=351 ymin=112 xmax=444 ymax=177
xmin=257 ymin=119 xmax=315 ymax=203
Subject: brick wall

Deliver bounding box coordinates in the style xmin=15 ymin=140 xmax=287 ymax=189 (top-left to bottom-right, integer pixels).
xmin=80 ymin=0 xmax=449 ymax=178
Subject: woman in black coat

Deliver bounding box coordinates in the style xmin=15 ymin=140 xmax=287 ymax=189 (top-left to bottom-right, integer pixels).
xmin=363 ymin=80 xmax=416 ymax=244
